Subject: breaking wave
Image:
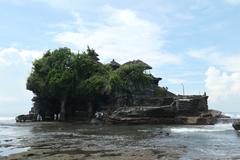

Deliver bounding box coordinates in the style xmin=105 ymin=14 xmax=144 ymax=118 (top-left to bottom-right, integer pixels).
xmin=171 ymin=123 xmax=233 ymax=133
xmin=223 ymin=113 xmax=240 ymax=118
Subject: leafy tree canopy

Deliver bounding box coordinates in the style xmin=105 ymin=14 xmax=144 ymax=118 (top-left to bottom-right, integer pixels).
xmin=27 ymin=47 xmax=154 ymax=120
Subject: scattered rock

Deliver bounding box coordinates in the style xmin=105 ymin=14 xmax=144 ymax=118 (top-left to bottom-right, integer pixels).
xmin=4 ymin=139 xmax=13 ymax=142
xmin=233 ymin=120 xmax=240 ymax=131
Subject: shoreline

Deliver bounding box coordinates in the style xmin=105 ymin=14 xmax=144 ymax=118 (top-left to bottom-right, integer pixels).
xmin=0 ymin=121 xmax=184 ymax=160
xmin=0 ymin=122 xmax=238 ymax=160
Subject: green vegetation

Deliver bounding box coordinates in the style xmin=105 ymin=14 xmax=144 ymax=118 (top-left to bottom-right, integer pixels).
xmin=27 ymin=47 xmax=154 ymax=120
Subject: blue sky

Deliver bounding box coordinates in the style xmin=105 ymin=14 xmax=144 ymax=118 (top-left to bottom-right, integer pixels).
xmin=1 ymin=0 xmax=240 ymax=116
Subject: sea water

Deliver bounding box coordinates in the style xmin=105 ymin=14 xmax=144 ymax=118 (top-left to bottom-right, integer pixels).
xmin=0 ymin=115 xmax=240 ymax=159
xmin=0 ymin=117 xmax=30 ymax=156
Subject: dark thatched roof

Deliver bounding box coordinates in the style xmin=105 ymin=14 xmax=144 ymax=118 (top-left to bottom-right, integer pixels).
xmin=110 ymin=59 xmax=120 ymax=67
xmin=123 ymin=60 xmax=152 ymax=69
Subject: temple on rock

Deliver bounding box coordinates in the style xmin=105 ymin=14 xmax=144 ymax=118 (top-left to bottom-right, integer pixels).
xmin=105 ymin=59 xmax=213 ymax=124
xmin=108 ymin=59 xmax=208 ymax=114
xmin=18 ymin=57 xmax=221 ymax=125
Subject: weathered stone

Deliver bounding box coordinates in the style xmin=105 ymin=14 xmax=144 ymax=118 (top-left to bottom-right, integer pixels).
xmin=108 ymin=106 xmax=222 ymax=125
xmin=109 ymin=59 xmax=120 ymax=70
xmin=233 ymin=120 xmax=240 ymax=131
xmin=15 ymin=114 xmax=35 ymax=122
xmin=110 ymin=105 xmax=176 ymax=118
xmin=20 ymin=59 xmax=224 ymax=125
xmin=174 ymin=95 xmax=208 ymax=115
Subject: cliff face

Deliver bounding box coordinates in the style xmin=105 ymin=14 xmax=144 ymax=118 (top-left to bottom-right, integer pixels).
xmin=108 ymin=95 xmax=219 ymax=125
xmin=174 ymin=95 xmax=208 ymax=115
xmin=108 ymin=63 xmax=209 ymax=119
xmin=106 ymin=69 xmax=214 ymax=124
xmin=110 ymin=95 xmax=209 ymax=118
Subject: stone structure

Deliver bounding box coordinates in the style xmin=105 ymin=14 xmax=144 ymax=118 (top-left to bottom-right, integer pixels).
xmin=109 ymin=59 xmax=120 ymax=70
xmin=18 ymin=59 xmax=226 ymax=125
xmin=174 ymin=95 xmax=208 ymax=116
xmin=108 ymin=94 xmax=214 ymax=124
xmin=123 ymin=59 xmax=152 ymax=69
xmin=233 ymin=120 xmax=240 ymax=131
xmin=105 ymin=59 xmax=222 ymax=124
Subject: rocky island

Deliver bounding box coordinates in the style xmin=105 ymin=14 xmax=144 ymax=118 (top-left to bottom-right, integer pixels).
xmin=16 ymin=47 xmax=227 ymax=125
xmin=8 ymin=47 xmax=240 ymax=160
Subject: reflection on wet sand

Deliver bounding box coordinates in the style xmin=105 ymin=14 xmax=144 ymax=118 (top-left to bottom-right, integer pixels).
xmin=1 ymin=122 xmax=240 ymax=160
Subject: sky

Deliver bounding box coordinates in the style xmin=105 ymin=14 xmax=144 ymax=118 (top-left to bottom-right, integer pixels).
xmin=0 ymin=0 xmax=240 ymax=116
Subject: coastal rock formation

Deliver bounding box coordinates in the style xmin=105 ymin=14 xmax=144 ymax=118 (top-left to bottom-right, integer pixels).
xmin=104 ymin=60 xmax=226 ymax=125
xmin=19 ymin=49 xmax=226 ymax=125
xmin=233 ymin=120 xmax=240 ymax=131
xmin=108 ymin=96 xmax=221 ymax=125
xmin=15 ymin=114 xmax=34 ymax=122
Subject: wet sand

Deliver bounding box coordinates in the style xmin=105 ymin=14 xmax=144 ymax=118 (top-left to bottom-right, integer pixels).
xmin=0 ymin=122 xmax=183 ymax=160
xmin=1 ymin=122 xmax=240 ymax=160
xmin=2 ymin=148 xmax=183 ymax=160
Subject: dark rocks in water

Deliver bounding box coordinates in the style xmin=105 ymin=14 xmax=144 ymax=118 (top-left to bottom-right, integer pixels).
xmin=15 ymin=114 xmax=35 ymax=122
xmin=219 ymin=114 xmax=231 ymax=119
xmin=218 ymin=118 xmax=237 ymax=124
xmin=110 ymin=105 xmax=176 ymax=119
xmin=4 ymin=139 xmax=13 ymax=142
xmin=233 ymin=120 xmax=240 ymax=131
xmin=108 ymin=102 xmax=222 ymax=125
xmin=107 ymin=115 xmax=218 ymax=125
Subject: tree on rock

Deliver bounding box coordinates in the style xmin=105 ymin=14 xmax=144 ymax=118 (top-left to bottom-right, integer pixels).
xmin=27 ymin=47 xmax=119 ymax=120
xmin=27 ymin=48 xmax=76 ymax=120
xmin=26 ymin=47 xmax=157 ymax=121
xmin=85 ymin=46 xmax=99 ymax=61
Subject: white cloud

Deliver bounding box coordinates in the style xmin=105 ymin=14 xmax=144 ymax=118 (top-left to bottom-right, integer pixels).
xmin=224 ymin=0 xmax=240 ymax=5
xmin=0 ymin=47 xmax=42 ymax=66
xmin=188 ymin=48 xmax=240 ymax=105
xmin=54 ymin=6 xmax=182 ymax=66
xmin=187 ymin=47 xmax=240 ymax=72
xmin=187 ymin=47 xmax=218 ymax=60
xmin=0 ymin=47 xmax=40 ymax=116
xmin=205 ymin=67 xmax=240 ymax=101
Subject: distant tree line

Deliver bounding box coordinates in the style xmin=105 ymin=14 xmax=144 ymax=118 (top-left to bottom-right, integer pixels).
xmin=27 ymin=47 xmax=154 ymax=120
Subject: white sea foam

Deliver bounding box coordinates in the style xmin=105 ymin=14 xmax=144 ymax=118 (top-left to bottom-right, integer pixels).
xmin=171 ymin=124 xmax=233 ymax=133
xmin=223 ymin=113 xmax=240 ymax=118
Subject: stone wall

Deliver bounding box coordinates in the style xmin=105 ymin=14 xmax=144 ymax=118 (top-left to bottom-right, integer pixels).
xmin=174 ymin=95 xmax=208 ymax=115
xmin=132 ymin=96 xmax=174 ymax=106
xmin=111 ymin=95 xmax=209 ymax=118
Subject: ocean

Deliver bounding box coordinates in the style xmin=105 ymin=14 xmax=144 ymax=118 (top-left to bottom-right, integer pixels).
xmin=0 ymin=115 xmax=240 ymax=159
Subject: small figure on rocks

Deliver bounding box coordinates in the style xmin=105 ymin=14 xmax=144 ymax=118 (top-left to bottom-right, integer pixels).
xmin=95 ymin=112 xmax=104 ymax=120
xmin=58 ymin=113 xmax=61 ymax=120
xmin=54 ymin=114 xmax=57 ymax=120
xmin=37 ymin=114 xmax=42 ymax=121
